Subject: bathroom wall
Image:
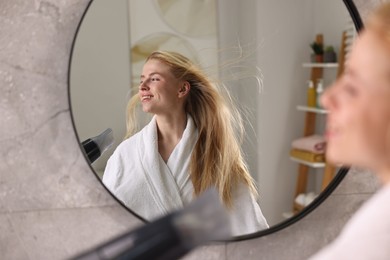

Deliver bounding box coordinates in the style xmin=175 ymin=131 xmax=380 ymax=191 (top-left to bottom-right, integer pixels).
xmin=71 ymin=0 xmax=219 ymax=176
xmin=70 ymin=0 xmax=132 ymax=175
xmin=0 ymin=0 xmax=386 ymax=260
xmin=254 ymin=0 xmax=351 ymax=224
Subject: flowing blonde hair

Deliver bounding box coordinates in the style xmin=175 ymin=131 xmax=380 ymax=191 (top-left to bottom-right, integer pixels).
xmin=367 ymin=3 xmax=390 ymax=157
xmin=367 ymin=3 xmax=390 ymax=46
xmin=126 ymin=50 xmax=258 ymax=209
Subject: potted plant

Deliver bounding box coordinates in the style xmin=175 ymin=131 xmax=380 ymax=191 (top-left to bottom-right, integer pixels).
xmin=310 ymin=42 xmax=324 ymax=62
xmin=324 ymin=45 xmax=337 ymax=63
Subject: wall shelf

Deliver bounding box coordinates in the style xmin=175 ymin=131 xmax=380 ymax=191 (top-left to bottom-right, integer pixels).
xmin=293 ymin=202 xmax=305 ymax=212
xmin=290 ymin=157 xmax=326 ymax=168
xmin=296 ymin=105 xmax=328 ymax=114
xmin=302 ymin=63 xmax=339 ymax=68
xmin=290 ymin=34 xmax=339 ymax=216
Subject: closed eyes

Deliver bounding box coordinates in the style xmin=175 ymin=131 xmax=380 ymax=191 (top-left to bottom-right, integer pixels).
xmin=140 ymin=77 xmax=160 ymax=85
xmin=344 ymin=84 xmax=358 ymax=96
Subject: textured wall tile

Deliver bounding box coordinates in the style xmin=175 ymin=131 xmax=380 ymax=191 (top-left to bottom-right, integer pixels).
xmin=8 ymin=210 xmax=69 ymax=259
xmin=8 ymin=206 xmax=142 ymax=260
xmin=0 ymin=0 xmax=89 ymax=81
xmin=183 ymin=243 xmax=226 ymax=260
xmin=57 ymin=206 xmax=143 ymax=258
xmin=1 ymin=111 xmax=118 ymax=212
xmin=0 ymin=214 xmax=30 ymax=260
xmin=0 ymin=62 xmax=68 ymax=141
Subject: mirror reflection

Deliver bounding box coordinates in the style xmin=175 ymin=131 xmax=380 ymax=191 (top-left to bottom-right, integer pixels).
xmin=70 ymin=0 xmax=356 ymax=237
xmin=103 ymin=50 xmax=269 ymax=237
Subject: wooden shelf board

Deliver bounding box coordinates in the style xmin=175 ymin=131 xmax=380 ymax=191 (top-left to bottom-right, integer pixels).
xmin=297 ymin=105 xmax=328 ymax=114
xmin=302 ymin=62 xmax=339 ymax=68
xmin=290 ymin=157 xmax=326 ymax=168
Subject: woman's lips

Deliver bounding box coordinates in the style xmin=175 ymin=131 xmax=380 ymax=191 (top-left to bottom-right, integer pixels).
xmin=141 ymin=95 xmax=153 ymax=101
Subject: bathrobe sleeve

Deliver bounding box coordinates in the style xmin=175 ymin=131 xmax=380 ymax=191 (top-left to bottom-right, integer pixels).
xmin=102 ymin=134 xmax=156 ymax=218
xmin=101 ymin=136 xmax=139 ymax=200
xmin=102 ymin=146 xmax=124 ymax=192
xmin=229 ymin=182 xmax=269 ymax=236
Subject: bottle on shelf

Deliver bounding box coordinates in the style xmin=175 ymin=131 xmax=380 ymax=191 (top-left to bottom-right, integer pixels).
xmin=307 ymin=80 xmax=316 ymax=107
xmin=316 ymin=79 xmax=324 ymax=108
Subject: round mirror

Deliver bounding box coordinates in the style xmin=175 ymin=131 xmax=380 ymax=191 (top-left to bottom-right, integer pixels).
xmin=69 ymin=0 xmax=362 ymax=239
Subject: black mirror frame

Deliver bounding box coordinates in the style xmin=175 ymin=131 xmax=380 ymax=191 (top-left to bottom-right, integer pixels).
xmin=67 ymin=0 xmax=363 ymax=242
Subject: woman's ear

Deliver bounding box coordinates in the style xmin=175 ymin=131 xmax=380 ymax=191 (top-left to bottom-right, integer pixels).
xmin=178 ymin=81 xmax=190 ymax=98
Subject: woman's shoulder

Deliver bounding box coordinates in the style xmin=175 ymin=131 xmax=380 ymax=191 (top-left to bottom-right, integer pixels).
xmin=103 ymin=133 xmax=141 ymax=186
xmin=114 ymin=132 xmax=140 ymax=154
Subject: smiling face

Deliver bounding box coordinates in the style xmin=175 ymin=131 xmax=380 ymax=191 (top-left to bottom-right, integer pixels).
xmin=139 ymin=59 xmax=187 ymax=115
xmin=321 ymin=30 xmax=390 ymax=172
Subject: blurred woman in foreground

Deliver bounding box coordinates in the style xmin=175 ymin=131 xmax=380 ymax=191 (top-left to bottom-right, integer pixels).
xmin=311 ymin=3 xmax=390 ymax=259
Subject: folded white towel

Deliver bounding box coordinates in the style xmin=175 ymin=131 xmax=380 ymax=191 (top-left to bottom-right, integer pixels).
xmin=291 ymin=134 xmax=326 ymax=154
xmin=295 ymin=192 xmax=318 ymax=206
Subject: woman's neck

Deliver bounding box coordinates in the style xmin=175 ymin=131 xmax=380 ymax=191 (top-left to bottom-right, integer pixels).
xmin=156 ymin=112 xmax=187 ymax=141
xmin=378 ymin=171 xmax=390 ymax=185
xmin=374 ymin=162 xmax=390 ymax=185
xmin=155 ymin=112 xmax=187 ymax=162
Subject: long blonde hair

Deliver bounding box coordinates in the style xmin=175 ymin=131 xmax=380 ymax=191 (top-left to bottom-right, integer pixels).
xmin=126 ymin=50 xmax=258 ymax=208
xmin=365 ymin=4 xmax=390 ymax=88
xmin=367 ymin=2 xmax=390 ymax=45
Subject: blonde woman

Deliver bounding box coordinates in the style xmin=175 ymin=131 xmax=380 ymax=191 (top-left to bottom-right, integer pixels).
xmin=310 ymin=3 xmax=390 ymax=259
xmin=103 ymin=51 xmax=268 ymax=236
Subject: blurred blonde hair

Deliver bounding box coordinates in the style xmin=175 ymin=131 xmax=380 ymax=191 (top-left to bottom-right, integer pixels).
xmin=367 ymin=3 xmax=390 ymax=46
xmin=125 ymin=50 xmax=258 ymax=209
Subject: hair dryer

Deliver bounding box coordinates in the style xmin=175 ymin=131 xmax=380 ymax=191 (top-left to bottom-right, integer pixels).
xmin=81 ymin=128 xmax=114 ymax=164
xmin=70 ymin=188 xmax=231 ymax=260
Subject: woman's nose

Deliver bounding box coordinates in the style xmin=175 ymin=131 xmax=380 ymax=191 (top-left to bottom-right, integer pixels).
xmin=320 ymin=88 xmax=330 ymax=109
xmin=320 ymin=82 xmax=336 ymax=111
xmin=139 ymin=80 xmax=149 ymax=91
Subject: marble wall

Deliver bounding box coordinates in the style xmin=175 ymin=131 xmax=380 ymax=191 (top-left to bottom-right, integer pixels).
xmin=0 ymin=0 xmax=386 ymax=259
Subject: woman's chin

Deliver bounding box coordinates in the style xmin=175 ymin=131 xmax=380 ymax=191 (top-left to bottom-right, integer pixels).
xmin=325 ymin=148 xmax=343 ymax=166
xmin=141 ymin=106 xmax=152 ymax=113
xmin=326 ymin=149 xmax=356 ymax=168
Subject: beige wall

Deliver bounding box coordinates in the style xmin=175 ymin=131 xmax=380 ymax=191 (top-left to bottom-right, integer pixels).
xmin=0 ymin=0 xmax=386 ymax=259
xmin=70 ymin=0 xmax=131 ymax=174
xmin=253 ymin=0 xmax=349 ymax=225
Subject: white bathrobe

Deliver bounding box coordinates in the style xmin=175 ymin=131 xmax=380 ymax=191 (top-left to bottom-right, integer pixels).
xmin=102 ymin=115 xmax=269 ymax=236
